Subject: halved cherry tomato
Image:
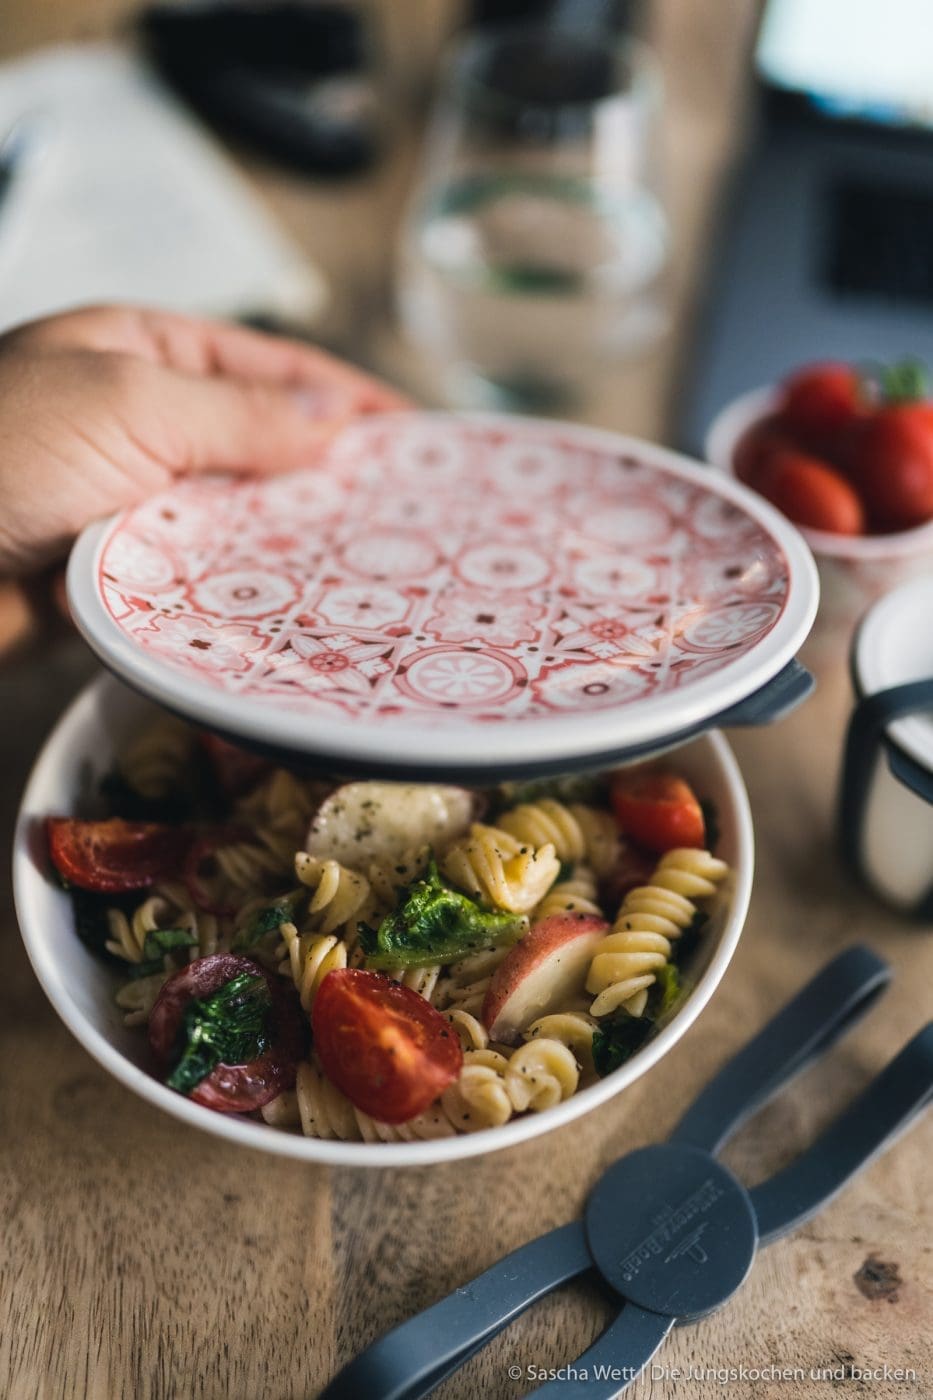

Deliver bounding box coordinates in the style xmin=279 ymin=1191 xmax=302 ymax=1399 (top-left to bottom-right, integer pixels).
xmin=149 ymin=953 xmax=306 ymax=1112
xmin=778 ymin=362 xmax=864 ymax=450
xmin=313 ymin=969 xmax=462 ymax=1124
xmin=198 ymin=732 xmax=272 ymax=797
xmin=183 ymin=826 xmax=251 ymax=916
xmin=611 ymin=772 xmax=705 ymax=853
xmin=46 ymin=817 xmax=189 ymax=893
xmin=849 ymin=403 xmax=933 ymax=531
xmin=755 ymin=447 xmax=866 ymax=535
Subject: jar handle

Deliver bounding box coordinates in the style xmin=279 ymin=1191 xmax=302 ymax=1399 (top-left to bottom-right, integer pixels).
xmin=839 ymin=679 xmax=933 ymax=913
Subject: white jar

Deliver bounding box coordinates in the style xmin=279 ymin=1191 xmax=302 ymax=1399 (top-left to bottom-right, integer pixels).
xmin=843 ymin=578 xmax=933 ymax=917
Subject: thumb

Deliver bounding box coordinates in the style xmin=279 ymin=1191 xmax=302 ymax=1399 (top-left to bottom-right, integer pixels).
xmin=150 ymin=365 xmax=351 ymax=476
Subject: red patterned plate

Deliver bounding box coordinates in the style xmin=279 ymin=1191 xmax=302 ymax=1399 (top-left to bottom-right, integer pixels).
xmin=67 ymin=414 xmax=818 ymax=774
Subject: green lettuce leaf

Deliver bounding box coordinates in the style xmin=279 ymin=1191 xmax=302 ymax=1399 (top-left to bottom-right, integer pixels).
xmin=166 ymin=972 xmax=272 ymax=1096
xmin=361 ymin=857 xmax=525 ymax=969
xmin=232 ymin=889 xmax=305 ymax=951
xmin=128 ymin=926 xmax=199 ymax=979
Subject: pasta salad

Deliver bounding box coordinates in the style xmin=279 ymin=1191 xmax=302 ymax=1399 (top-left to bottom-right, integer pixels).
xmin=44 ymin=716 xmax=730 ymax=1142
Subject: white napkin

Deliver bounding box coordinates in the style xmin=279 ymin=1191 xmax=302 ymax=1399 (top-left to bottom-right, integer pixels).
xmin=0 ymin=43 xmax=329 ymax=332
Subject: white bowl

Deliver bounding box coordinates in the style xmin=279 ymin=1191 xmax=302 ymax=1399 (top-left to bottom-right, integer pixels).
xmin=706 ymin=387 xmax=933 ymax=641
xmin=14 ymin=673 xmax=754 ymax=1167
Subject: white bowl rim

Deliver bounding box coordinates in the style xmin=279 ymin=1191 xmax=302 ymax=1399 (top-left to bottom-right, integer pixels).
xmin=705 ymin=386 xmax=933 ymax=562
xmin=66 ymin=410 xmax=819 ymax=773
xmin=13 ymin=672 xmax=754 ymax=1168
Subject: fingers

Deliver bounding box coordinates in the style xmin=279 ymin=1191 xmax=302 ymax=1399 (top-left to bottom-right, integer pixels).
xmin=146 ymin=364 xmax=352 ymax=476
xmin=5 ymin=304 xmax=414 ymax=412
xmin=1 ymin=304 xmax=149 ymax=355
xmin=144 ymin=312 xmax=414 ymax=412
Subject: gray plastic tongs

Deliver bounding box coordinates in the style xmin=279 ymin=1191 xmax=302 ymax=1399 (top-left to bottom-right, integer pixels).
xmin=322 ymin=946 xmax=933 ymax=1400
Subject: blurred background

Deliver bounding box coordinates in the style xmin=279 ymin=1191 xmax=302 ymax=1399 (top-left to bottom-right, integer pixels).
xmin=0 ymin=0 xmax=761 ymax=447
xmin=1 ymin=0 xmax=931 ymax=456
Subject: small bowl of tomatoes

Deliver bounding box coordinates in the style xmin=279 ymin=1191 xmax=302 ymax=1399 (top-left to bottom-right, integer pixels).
xmin=706 ymin=362 xmax=933 ymax=642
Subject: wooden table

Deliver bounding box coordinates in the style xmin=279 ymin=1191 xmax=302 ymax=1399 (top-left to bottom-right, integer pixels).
xmin=1 ymin=4 xmax=930 ymax=1398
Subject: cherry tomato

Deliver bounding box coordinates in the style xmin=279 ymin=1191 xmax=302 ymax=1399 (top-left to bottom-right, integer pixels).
xmin=755 ymin=447 xmax=865 ymax=535
xmin=183 ymin=826 xmax=251 ymax=916
xmin=198 ymin=732 xmax=272 ymax=797
xmin=733 ymin=416 xmax=794 ymax=490
xmin=849 ymin=404 xmax=933 ymax=531
xmin=611 ymin=772 xmax=705 ymax=853
xmin=313 ymin=969 xmax=462 ymax=1124
xmin=149 ymin=953 xmax=306 ymax=1112
xmin=777 ymin=362 xmax=864 ymax=450
xmin=46 ymin=817 xmax=189 ymax=893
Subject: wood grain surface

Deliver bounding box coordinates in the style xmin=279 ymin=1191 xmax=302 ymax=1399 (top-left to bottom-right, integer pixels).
xmin=1 ymin=3 xmax=931 ymax=1398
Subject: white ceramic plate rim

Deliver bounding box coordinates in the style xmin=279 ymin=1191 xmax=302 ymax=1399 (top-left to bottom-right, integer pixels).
xmin=706 ymin=387 xmax=933 ymax=561
xmin=853 ymin=575 xmax=933 ymax=772
xmin=67 ymin=412 xmax=819 ymax=771
xmin=14 ymin=674 xmax=753 ymax=1167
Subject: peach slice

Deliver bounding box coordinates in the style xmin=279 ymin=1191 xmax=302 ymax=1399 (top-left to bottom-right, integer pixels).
xmin=305 ymin=781 xmax=475 ymax=869
xmin=482 ymin=914 xmax=608 ymax=1045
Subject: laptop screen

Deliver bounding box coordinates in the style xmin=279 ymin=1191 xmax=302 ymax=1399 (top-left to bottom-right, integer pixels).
xmin=756 ymin=0 xmax=933 ymax=132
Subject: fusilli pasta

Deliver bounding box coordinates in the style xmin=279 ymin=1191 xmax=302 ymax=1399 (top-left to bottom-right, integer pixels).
xmin=236 ymin=770 xmax=328 ymax=846
xmin=586 ymin=847 xmax=729 ymax=1018
xmin=533 ymin=865 xmax=603 ymax=922
xmin=442 ymin=823 xmax=560 ymax=913
xmin=505 ymin=1038 xmax=579 ymax=1112
xmin=440 ymin=1049 xmax=513 ymax=1132
xmin=105 ymin=894 xmax=181 ymax=963
xmin=109 ymin=887 xmax=219 ymax=1023
xmin=115 ymin=971 xmax=172 ymax=1027
xmin=433 ymin=943 xmax=512 ymax=1015
xmin=294 ymin=852 xmax=370 ymax=936
xmin=497 ymin=799 xmax=586 ymax=864
xmin=265 ymin=1060 xmax=458 ymax=1141
xmin=525 ymin=1011 xmax=597 ymax=1074
xmin=568 ymin=803 xmax=620 ymax=878
xmin=214 ymin=828 xmax=297 ymax=893
xmin=278 ymin=923 xmax=348 ymax=1013
xmin=119 ymin=715 xmax=197 ymax=799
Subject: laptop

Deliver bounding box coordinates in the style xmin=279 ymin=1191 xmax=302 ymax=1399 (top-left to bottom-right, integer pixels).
xmin=679 ymin=0 xmax=933 ymax=455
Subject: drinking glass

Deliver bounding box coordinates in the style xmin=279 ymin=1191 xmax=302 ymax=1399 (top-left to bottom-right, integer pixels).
xmin=397 ymin=23 xmax=669 ymax=411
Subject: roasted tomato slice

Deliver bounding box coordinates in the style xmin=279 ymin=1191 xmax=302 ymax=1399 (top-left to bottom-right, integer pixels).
xmin=198 ymin=732 xmax=272 ymax=797
xmin=46 ymin=817 xmax=189 ymax=893
xmin=313 ymin=969 xmax=462 ymax=1124
xmin=183 ymin=826 xmax=251 ymax=917
xmin=149 ymin=953 xmax=306 ymax=1113
xmin=610 ymin=771 xmax=705 ymax=853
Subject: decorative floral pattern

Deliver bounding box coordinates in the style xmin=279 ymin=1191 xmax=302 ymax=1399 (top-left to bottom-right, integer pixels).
xmin=424 ymin=590 xmax=544 ymax=647
xmin=190 ymin=569 xmax=300 ymax=620
xmin=96 ymin=417 xmax=791 ymax=725
xmin=396 ymin=647 xmax=525 ymax=706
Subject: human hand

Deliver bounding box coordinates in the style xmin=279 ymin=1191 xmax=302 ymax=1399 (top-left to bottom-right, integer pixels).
xmin=0 ymin=304 xmax=410 ymax=578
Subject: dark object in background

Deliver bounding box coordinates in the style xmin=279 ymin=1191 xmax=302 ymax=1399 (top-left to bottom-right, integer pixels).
xmin=465 ymin=0 xmax=636 ymax=30
xmin=141 ymin=3 xmax=379 ymax=177
xmin=458 ymin=26 xmax=620 ymax=143
xmin=679 ymin=0 xmax=933 ymax=455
